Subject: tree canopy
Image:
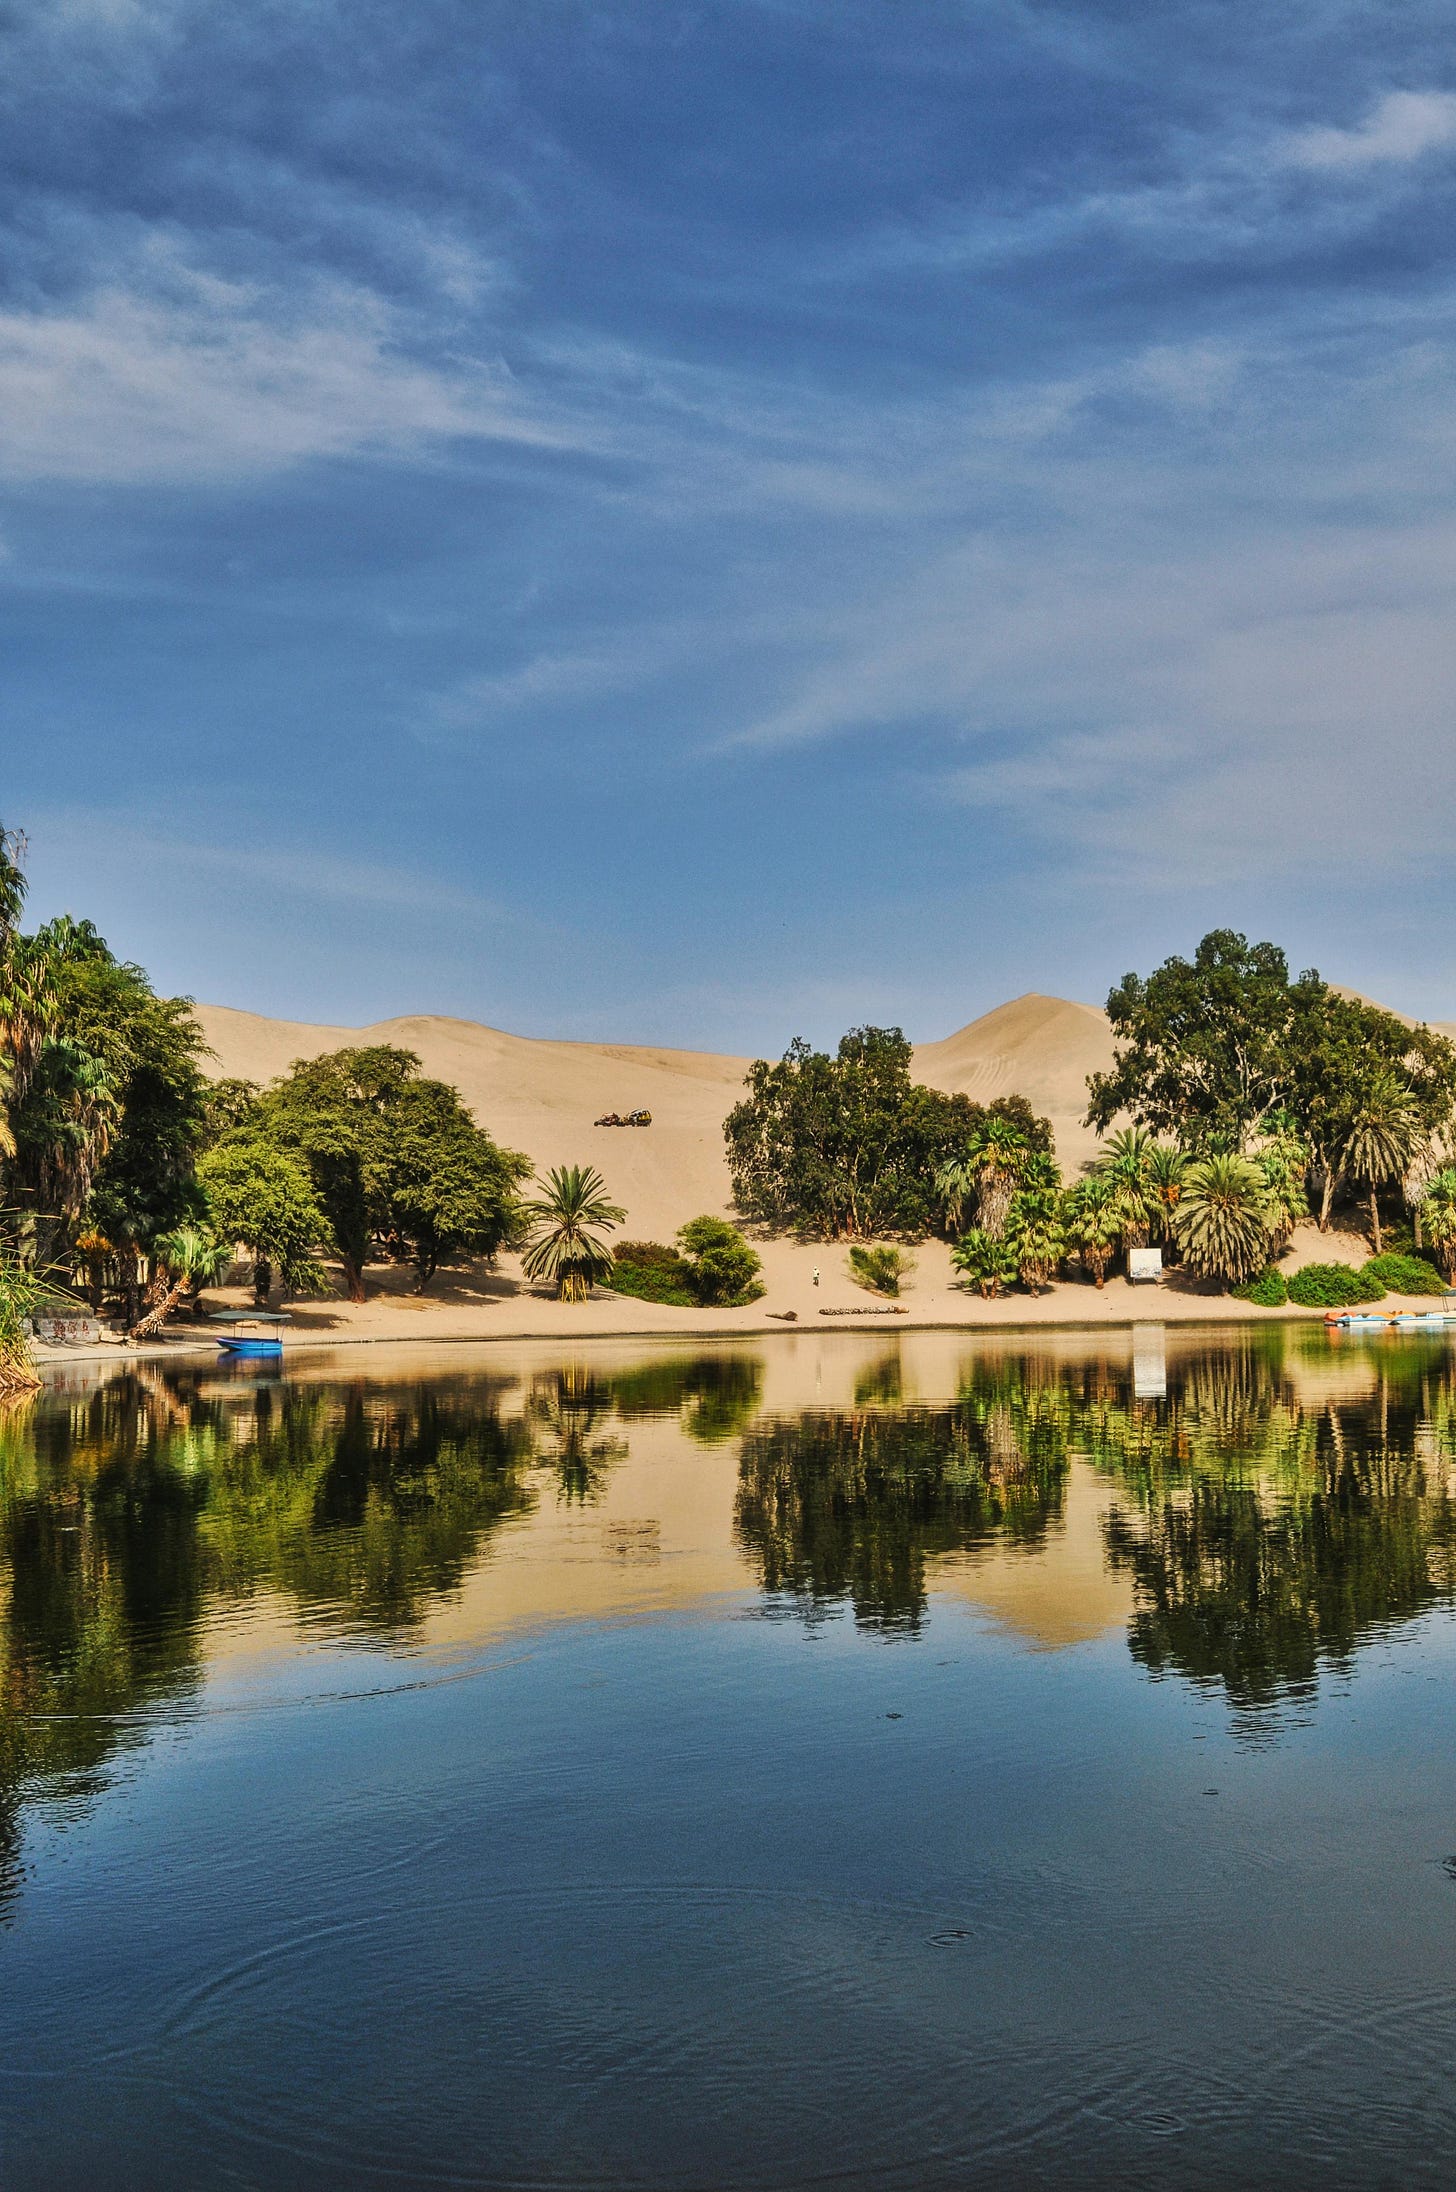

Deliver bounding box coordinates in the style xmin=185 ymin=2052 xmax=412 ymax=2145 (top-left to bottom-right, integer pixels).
xmin=241 ymin=1046 xmax=530 ymax=1297
xmin=725 ymin=1025 xmax=1050 ymax=1240
xmin=1087 ymin=932 xmax=1456 ymax=1235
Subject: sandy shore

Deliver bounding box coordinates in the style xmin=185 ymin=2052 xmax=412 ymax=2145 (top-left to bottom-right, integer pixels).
xmin=31 ymin=1225 xmax=1436 ymax=1374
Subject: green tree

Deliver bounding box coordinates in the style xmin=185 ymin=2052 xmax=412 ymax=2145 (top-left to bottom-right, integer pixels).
xmin=1087 ymin=930 xmax=1327 ymax=1146
xmin=249 ymin=1047 xmax=526 ymax=1299
xmin=1285 ymin=990 xmax=1456 ymax=1230
xmin=1421 ymin=1168 xmax=1456 ymax=1280
xmin=252 ymin=1047 xmax=414 ymax=1301
xmin=726 ymin=1026 xmax=1048 ymax=1240
xmin=676 ymin=1216 xmax=764 ymax=1305
xmin=1063 ymin=1175 xmax=1121 ymax=1288
xmin=1004 ymin=1166 xmax=1066 ymax=1292
xmin=128 ymin=1225 xmax=231 ymax=1339
xmin=375 ymin=1078 xmax=530 ymax=1290
xmin=951 ymin=1228 xmax=1019 ymax=1298
xmin=197 ymin=1139 xmax=332 ymax=1303
xmin=1172 ymin=1154 xmax=1272 ymax=1285
xmin=1340 ymin=1068 xmax=1419 ymax=1256
xmin=521 ymin=1165 xmax=625 ymax=1301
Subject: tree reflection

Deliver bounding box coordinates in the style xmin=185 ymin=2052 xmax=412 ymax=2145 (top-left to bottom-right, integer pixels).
xmin=0 ymin=1366 xmax=542 ymax=1912
xmin=735 ymin=1388 xmax=1070 ymax=1633
xmin=1088 ymin=1343 xmax=1456 ymax=1721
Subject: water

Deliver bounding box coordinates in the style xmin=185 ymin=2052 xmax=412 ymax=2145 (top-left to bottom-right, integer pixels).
xmin=3 ymin=1325 xmax=1456 ymax=2188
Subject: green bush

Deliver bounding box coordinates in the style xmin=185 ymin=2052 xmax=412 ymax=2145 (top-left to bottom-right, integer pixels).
xmin=847 ymin=1243 xmax=915 ymax=1297
xmin=1287 ymin=1262 xmax=1386 ymax=1308
xmin=1231 ymin=1266 xmax=1288 ymax=1306
xmin=677 ymin=1217 xmax=765 ymax=1306
xmin=606 ymin=1241 xmax=696 ymax=1306
xmin=1360 ymin=1253 xmax=1447 ymax=1297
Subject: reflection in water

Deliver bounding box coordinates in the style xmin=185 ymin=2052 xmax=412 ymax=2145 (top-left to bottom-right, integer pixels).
xmin=2 ymin=1333 xmax=1456 ymax=1902
xmin=7 ymin=1334 xmax=1456 ymax=2187
xmin=735 ymin=1376 xmax=1070 ymax=1632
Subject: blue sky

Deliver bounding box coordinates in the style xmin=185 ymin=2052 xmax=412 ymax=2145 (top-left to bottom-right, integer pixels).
xmin=5 ymin=0 xmax=1456 ymax=1046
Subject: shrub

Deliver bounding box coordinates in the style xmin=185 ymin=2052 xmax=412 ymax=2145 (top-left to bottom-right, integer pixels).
xmin=950 ymin=1229 xmax=1019 ymax=1298
xmin=847 ymin=1244 xmax=915 ymax=1297
xmin=607 ymin=1241 xmax=696 ymax=1306
xmin=677 ymin=1217 xmax=765 ymax=1306
xmin=1231 ymin=1266 xmax=1289 ymax=1307
xmin=1287 ymin=1261 xmax=1386 ymax=1308
xmin=1360 ymin=1253 xmax=1447 ymax=1297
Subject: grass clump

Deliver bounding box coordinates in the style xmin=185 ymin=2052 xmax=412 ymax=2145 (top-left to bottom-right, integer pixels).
xmin=1288 ymin=1262 xmax=1386 ymax=1308
xmin=847 ymin=1244 xmax=915 ymax=1297
xmin=1231 ymin=1266 xmax=1289 ymax=1307
xmin=1360 ymin=1253 xmax=1447 ymax=1296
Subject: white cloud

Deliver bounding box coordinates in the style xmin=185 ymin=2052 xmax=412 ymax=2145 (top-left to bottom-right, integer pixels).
xmin=1285 ymin=90 xmax=1456 ymax=172
xmin=0 ymin=262 xmax=583 ymax=486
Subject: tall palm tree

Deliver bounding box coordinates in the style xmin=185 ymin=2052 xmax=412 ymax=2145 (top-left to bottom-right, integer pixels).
xmin=1144 ymin=1143 xmax=1188 ymax=1257
xmin=1090 ymin=1126 xmax=1160 ymax=1265
xmin=521 ymin=1165 xmax=625 ymax=1301
xmin=975 ymin=1114 xmax=1034 ymax=1236
xmin=1341 ymin=1070 xmax=1418 ymax=1256
xmin=1173 ymin=1154 xmax=1272 ymax=1285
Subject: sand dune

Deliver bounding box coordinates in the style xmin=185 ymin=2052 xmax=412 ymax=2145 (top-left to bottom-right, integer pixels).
xmin=195 ymin=994 xmax=1118 ymax=1238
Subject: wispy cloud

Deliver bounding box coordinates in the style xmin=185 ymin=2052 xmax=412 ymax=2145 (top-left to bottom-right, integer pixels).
xmin=0 ymin=260 xmax=581 ymax=486
xmin=1285 ymin=89 xmax=1456 ymax=171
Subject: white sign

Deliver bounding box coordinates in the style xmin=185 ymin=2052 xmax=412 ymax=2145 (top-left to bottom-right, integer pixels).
xmin=1128 ymin=1248 xmax=1163 ymax=1285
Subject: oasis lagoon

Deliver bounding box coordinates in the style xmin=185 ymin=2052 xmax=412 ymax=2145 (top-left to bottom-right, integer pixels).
xmin=3 ymin=1326 xmax=1456 ymax=2190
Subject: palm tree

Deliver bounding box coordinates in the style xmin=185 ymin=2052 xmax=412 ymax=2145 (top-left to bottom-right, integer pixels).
xmin=939 ymin=1116 xmax=1031 ymax=1240
xmin=1341 ymin=1070 xmax=1418 ymax=1256
xmin=128 ymin=1226 xmax=231 ymax=1339
xmin=1252 ymin=1126 xmax=1310 ymax=1257
xmin=1421 ymin=1167 xmax=1456 ymax=1279
xmin=950 ymin=1228 xmax=1018 ymax=1298
xmin=1004 ymin=1189 xmax=1065 ymax=1294
xmin=1063 ymin=1176 xmax=1121 ymax=1288
xmin=20 ymin=1039 xmax=120 ymax=1271
xmin=1144 ymin=1143 xmax=1188 ymax=1258
xmin=1173 ymin=1154 xmax=1272 ymax=1285
xmin=521 ymin=1165 xmax=625 ymax=1301
xmin=1090 ymin=1126 xmax=1161 ymax=1268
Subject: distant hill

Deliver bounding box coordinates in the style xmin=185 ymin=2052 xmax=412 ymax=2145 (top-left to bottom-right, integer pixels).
xmin=191 ymin=993 xmax=1121 ymax=1236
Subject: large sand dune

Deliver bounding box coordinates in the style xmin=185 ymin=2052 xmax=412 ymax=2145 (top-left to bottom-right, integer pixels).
xmin=195 ymin=993 xmax=1116 ymax=1238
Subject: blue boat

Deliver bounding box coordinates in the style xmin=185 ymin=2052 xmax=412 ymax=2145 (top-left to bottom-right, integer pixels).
xmin=210 ymin=1310 xmax=291 ymax=1357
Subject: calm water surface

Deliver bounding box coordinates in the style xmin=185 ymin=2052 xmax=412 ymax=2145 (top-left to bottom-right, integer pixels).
xmin=4 ymin=1326 xmax=1456 ymax=2189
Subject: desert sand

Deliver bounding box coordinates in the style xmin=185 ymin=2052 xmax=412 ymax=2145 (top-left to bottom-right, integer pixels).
xmin=31 ymin=992 xmax=1430 ymax=1366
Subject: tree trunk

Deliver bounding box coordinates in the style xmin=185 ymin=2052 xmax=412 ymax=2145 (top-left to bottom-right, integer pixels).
xmin=1414 ymin=1206 xmax=1424 ymax=1250
xmin=253 ymin=1257 xmax=273 ymax=1308
xmin=129 ymin=1275 xmax=189 ymax=1341
xmin=341 ymin=1252 xmax=366 ymax=1304
xmin=1369 ymin=1188 xmax=1382 ymax=1257
xmin=1319 ymin=1168 xmax=1335 ymax=1231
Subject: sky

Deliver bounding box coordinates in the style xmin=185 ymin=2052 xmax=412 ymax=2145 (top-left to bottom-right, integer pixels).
xmin=4 ymin=0 xmax=1456 ymax=1049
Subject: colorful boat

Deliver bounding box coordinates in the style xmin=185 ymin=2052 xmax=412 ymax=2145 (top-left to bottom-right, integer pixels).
xmin=210 ymin=1310 xmax=291 ymax=1357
